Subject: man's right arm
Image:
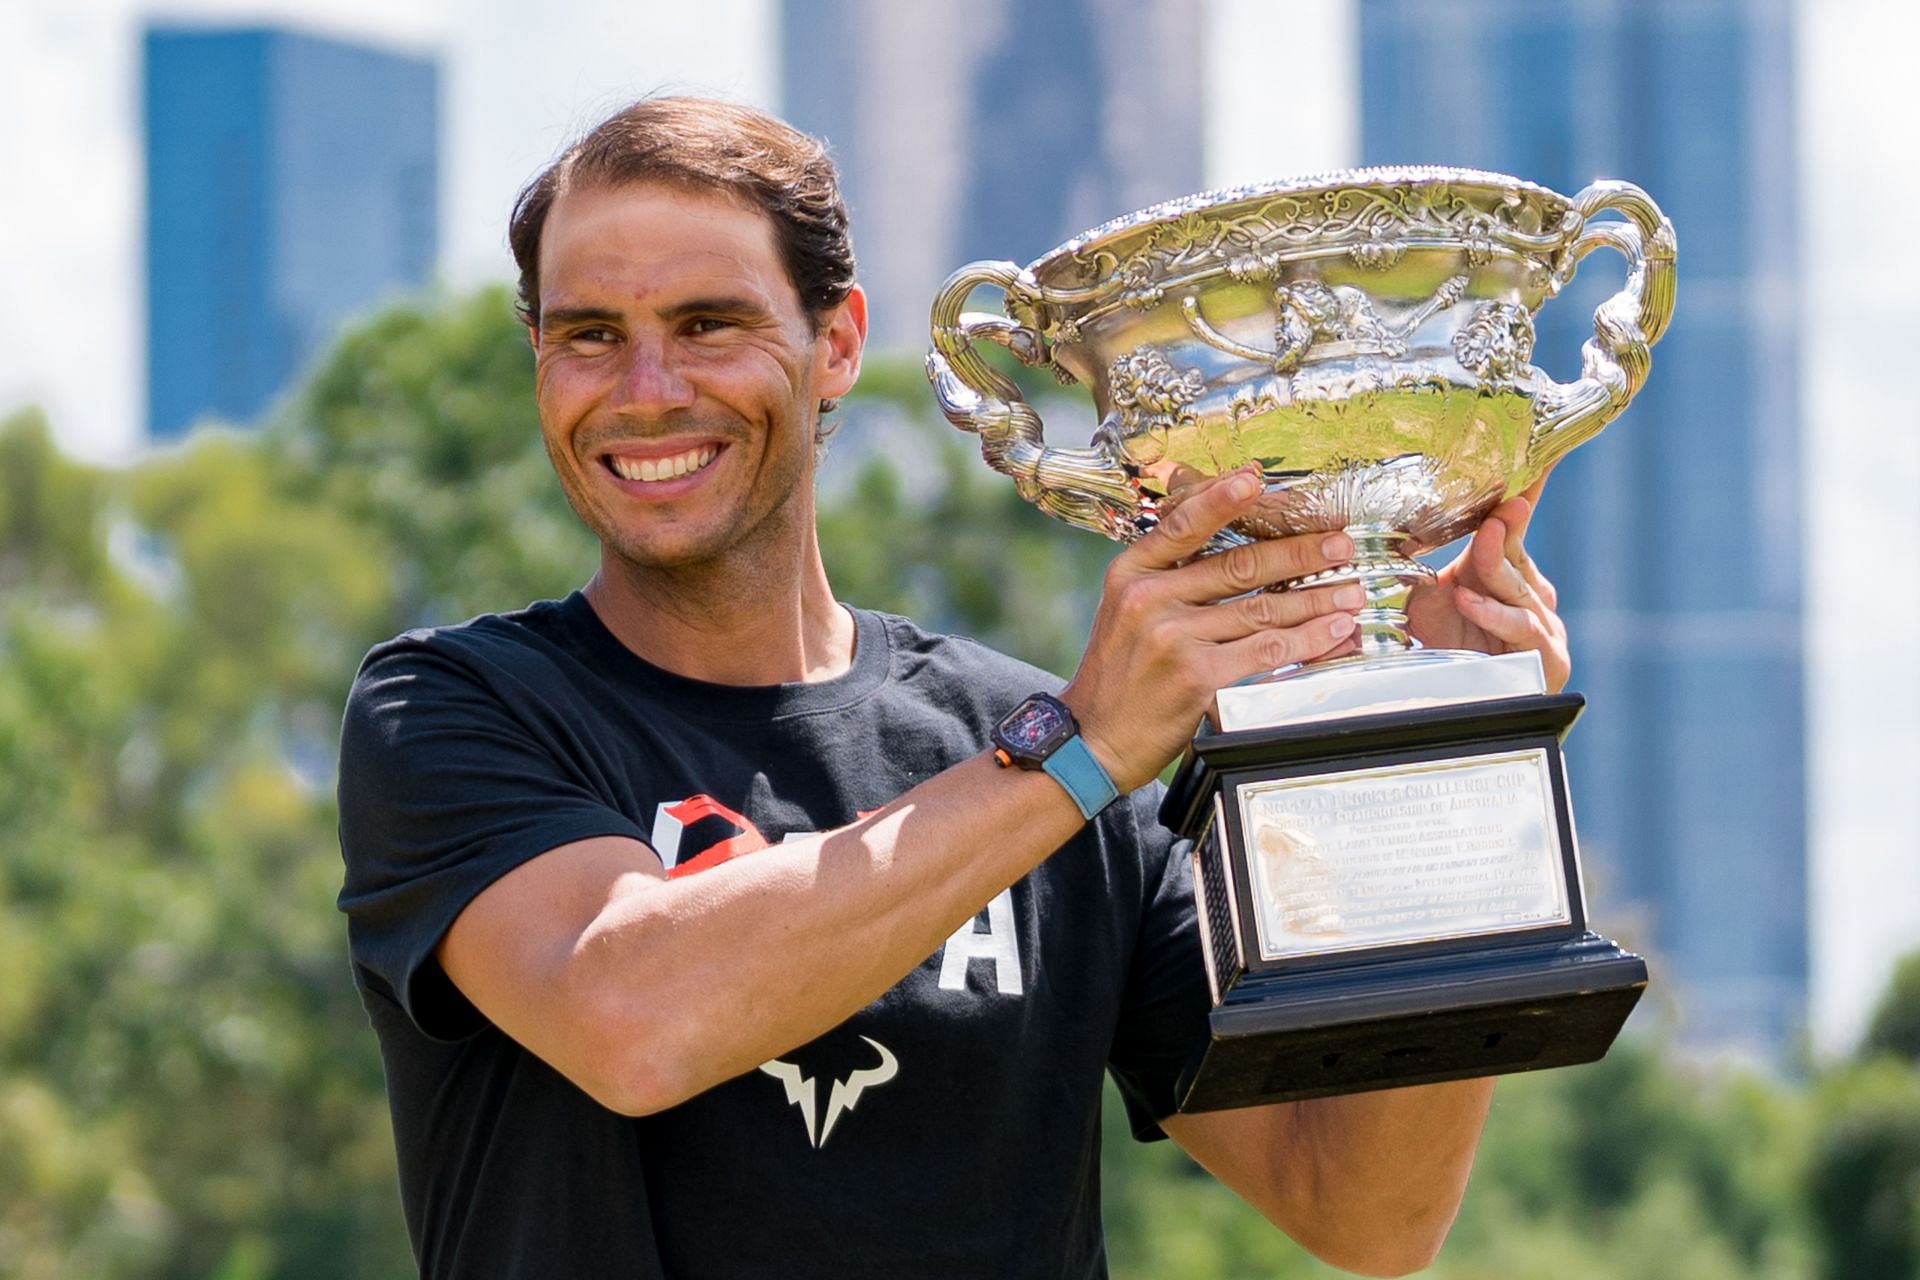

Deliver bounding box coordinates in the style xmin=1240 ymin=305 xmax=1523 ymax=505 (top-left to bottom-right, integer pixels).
xmin=435 ymin=470 xmax=1361 ymax=1115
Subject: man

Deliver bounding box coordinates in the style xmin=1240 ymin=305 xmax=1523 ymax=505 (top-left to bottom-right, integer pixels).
xmin=338 ymin=97 xmax=1570 ymax=1279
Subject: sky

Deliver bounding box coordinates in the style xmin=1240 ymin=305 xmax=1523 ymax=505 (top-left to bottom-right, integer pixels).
xmin=1795 ymin=1 xmax=1920 ymax=1054
xmin=1 ymin=0 xmax=1915 ymax=1053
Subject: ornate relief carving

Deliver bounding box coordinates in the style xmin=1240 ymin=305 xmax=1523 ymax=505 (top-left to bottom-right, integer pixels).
xmin=1348 ymin=226 xmax=1407 ymax=272
xmin=1108 ymin=345 xmax=1206 ymax=463
xmin=1057 ymin=176 xmax=1568 ymax=298
xmin=1452 ymin=302 xmax=1537 ymax=385
xmin=1182 ymin=274 xmax=1473 ymax=374
xmin=1277 ymin=454 xmax=1448 ymax=538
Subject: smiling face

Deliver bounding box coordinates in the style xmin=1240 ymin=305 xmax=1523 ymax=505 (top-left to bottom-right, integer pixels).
xmin=530 ymin=181 xmax=864 ymax=577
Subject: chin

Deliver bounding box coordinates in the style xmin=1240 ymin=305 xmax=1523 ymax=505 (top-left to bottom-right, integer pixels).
xmin=559 ymin=487 xmax=722 ymax=570
xmin=599 ymin=528 xmax=731 ymax=573
xmin=573 ymin=476 xmax=808 ymax=576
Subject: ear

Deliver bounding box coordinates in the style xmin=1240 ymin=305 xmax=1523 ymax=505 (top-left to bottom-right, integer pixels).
xmin=525 ymin=324 xmax=539 ymax=352
xmin=813 ymin=284 xmax=868 ymax=402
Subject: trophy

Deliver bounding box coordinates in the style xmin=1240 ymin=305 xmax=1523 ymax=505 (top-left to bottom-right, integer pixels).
xmin=927 ymin=168 xmax=1674 ymax=1109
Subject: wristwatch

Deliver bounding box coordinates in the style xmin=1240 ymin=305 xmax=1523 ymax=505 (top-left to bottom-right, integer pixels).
xmin=990 ymin=692 xmax=1120 ymax=821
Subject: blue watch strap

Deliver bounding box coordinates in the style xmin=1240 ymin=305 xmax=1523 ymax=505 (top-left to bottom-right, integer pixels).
xmin=1040 ymin=734 xmax=1120 ymax=821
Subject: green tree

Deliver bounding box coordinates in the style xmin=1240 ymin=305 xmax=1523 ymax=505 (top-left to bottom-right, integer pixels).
xmin=1807 ymin=1057 xmax=1920 ymax=1279
xmin=0 ymin=409 xmax=112 ymax=599
xmin=1862 ymin=950 xmax=1920 ymax=1066
xmin=0 ymin=412 xmax=412 ymax=1278
xmin=1099 ymin=1044 xmax=1816 ymax=1280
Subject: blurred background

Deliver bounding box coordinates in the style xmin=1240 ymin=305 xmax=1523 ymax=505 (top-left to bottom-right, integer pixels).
xmin=2 ymin=0 xmax=1916 ymax=1276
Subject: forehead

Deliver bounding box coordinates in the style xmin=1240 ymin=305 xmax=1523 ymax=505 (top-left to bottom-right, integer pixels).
xmin=538 ymin=181 xmax=793 ymax=308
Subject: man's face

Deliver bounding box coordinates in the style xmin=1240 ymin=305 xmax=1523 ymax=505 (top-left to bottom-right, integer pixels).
xmin=530 ymin=181 xmax=863 ymax=574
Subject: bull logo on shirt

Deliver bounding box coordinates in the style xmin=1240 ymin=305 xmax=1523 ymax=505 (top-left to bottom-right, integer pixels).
xmin=758 ymin=1036 xmax=899 ymax=1149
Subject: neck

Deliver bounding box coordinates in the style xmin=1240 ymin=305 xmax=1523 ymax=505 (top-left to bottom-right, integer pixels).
xmin=583 ymin=532 xmax=855 ymax=687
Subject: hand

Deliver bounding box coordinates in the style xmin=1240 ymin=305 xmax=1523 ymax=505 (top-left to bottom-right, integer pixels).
xmin=1406 ymin=476 xmax=1570 ymax=692
xmin=1062 ymin=468 xmax=1362 ymax=792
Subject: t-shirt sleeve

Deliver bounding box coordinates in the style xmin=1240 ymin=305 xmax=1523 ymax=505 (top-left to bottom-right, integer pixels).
xmin=336 ymin=636 xmax=649 ymax=1041
xmin=1106 ymin=784 xmax=1212 ymax=1141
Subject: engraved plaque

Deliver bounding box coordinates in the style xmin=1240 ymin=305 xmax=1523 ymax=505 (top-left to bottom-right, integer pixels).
xmin=1236 ymin=749 xmax=1571 ymax=962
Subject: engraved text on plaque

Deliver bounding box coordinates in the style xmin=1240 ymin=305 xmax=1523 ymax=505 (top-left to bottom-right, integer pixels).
xmin=1237 ymin=749 xmax=1572 ymax=961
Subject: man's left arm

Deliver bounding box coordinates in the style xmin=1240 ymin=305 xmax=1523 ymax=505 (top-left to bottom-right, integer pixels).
xmin=1158 ymin=485 xmax=1569 ymax=1277
xmin=1163 ymin=1080 xmax=1494 ymax=1277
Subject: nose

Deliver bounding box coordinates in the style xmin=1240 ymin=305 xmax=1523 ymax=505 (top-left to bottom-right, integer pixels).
xmin=612 ymin=332 xmax=697 ymax=414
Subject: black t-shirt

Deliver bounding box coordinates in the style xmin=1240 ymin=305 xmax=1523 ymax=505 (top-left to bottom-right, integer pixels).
xmin=337 ymin=593 xmax=1210 ymax=1279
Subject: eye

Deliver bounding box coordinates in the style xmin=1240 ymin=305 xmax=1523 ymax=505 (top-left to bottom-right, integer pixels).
xmin=686 ymin=316 xmax=736 ymax=336
xmin=570 ymin=326 xmax=620 ymax=350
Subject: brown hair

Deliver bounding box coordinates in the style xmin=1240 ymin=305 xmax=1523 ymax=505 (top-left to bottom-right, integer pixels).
xmin=508 ymin=97 xmax=856 ymax=333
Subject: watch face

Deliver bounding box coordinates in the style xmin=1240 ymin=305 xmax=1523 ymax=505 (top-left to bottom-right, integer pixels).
xmin=1003 ymin=698 xmax=1067 ymax=754
xmin=995 ymin=694 xmax=1076 ymax=768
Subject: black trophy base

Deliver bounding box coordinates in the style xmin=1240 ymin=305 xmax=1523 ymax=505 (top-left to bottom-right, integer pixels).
xmin=1177 ymin=932 xmax=1646 ymax=1111
xmin=1162 ymin=691 xmax=1647 ymax=1113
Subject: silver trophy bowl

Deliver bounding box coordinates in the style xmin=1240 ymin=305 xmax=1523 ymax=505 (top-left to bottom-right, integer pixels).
xmin=928 ymin=167 xmax=1675 ymax=659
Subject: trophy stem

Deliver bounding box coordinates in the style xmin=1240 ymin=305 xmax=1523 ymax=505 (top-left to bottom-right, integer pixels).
xmin=1290 ymin=525 xmax=1431 ymax=658
xmin=1352 ymin=527 xmax=1430 ymax=657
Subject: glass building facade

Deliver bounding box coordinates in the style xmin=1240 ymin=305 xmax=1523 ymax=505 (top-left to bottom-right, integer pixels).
xmin=1360 ymin=0 xmax=1804 ymax=1055
xmin=781 ymin=0 xmax=1205 ymax=351
xmin=144 ymin=27 xmax=437 ymax=440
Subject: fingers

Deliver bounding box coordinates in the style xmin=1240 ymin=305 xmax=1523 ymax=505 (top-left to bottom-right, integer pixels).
xmin=1114 ymin=468 xmax=1355 ymax=604
xmin=1069 ymin=500 xmax=1365 ymax=788
xmin=1466 ymin=518 xmax=1523 ymax=600
xmin=1187 ymin=581 xmax=1365 ymax=688
xmin=1454 ymin=585 xmax=1569 ymax=689
xmin=1496 ymin=494 xmax=1535 ymax=547
xmin=1454 ymin=483 xmax=1569 ymax=687
xmin=1186 ymin=582 xmax=1363 ymax=643
xmin=1175 ymin=529 xmax=1354 ymax=604
xmin=1126 ymin=467 xmax=1264 ymax=571
xmin=1453 ymin=585 xmax=1552 ymax=644
xmin=1465 ymin=500 xmax=1558 ymax=613
xmin=1500 ymin=499 xmax=1558 ymax=611
xmin=1209 ymin=610 xmax=1357 ymax=677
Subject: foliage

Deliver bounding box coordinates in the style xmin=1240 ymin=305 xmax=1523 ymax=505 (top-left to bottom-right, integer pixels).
xmin=0 ymin=409 xmax=410 ymax=1279
xmin=1863 ymin=949 xmax=1920 ymax=1066
xmin=0 ymin=289 xmax=1913 ymax=1278
xmin=1099 ymin=1044 xmax=1816 ymax=1280
xmin=1807 ymin=1061 xmax=1920 ymax=1280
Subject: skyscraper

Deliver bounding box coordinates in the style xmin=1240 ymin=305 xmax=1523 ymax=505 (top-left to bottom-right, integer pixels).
xmin=1360 ymin=0 xmax=1804 ymax=1055
xmin=781 ymin=1 xmax=1205 ymax=351
xmin=144 ymin=26 xmax=438 ymax=440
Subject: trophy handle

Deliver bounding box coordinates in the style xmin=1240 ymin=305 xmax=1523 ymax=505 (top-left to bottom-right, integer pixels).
xmin=1526 ymin=181 xmax=1677 ymax=479
xmin=927 ymin=261 xmax=1145 ymax=542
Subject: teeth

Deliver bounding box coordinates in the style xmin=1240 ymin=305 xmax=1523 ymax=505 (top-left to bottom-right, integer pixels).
xmin=609 ymin=446 xmax=717 ymax=483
